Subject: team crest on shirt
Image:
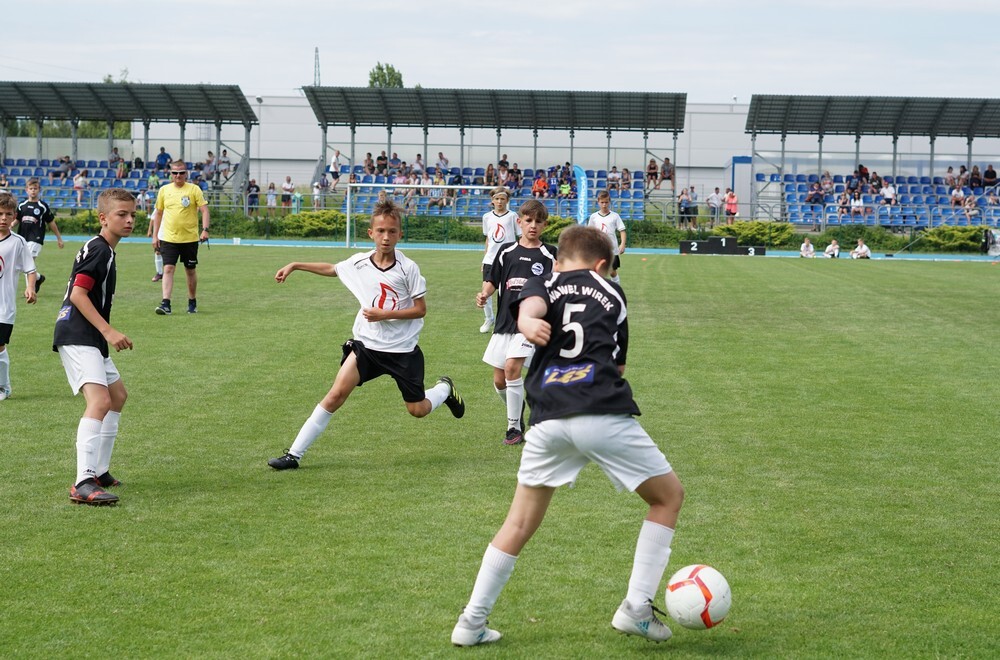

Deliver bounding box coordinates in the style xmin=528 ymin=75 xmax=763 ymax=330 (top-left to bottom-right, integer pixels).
xmin=56 ymin=305 xmax=73 ymax=322
xmin=181 ymin=196 xmax=191 ymax=207
xmin=0 ymin=254 xmax=5 ymax=279
xmin=542 ymin=363 xmax=595 ymax=387
xmin=492 ymin=224 xmax=507 ymax=243
xmin=371 ymin=283 xmax=400 ymax=310
xmin=531 ymin=262 xmax=545 ymax=276
xmin=33 ymin=207 xmax=41 ymax=216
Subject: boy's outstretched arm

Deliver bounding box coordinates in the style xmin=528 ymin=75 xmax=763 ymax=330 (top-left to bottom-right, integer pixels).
xmin=517 ymin=296 xmax=550 ymax=346
xmin=275 ymin=262 xmax=337 ymax=282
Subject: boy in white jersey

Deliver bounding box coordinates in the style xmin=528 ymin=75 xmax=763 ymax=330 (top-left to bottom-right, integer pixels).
xmin=453 ymin=226 xmax=685 ymax=647
xmin=268 ymin=199 xmax=465 ymax=470
xmin=0 ymin=192 xmax=38 ymax=400
xmin=587 ymin=190 xmax=627 ymax=283
xmin=479 ymin=187 xmax=521 ymax=333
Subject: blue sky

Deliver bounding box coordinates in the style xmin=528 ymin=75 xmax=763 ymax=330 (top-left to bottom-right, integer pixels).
xmin=5 ymin=1 xmax=997 ymax=102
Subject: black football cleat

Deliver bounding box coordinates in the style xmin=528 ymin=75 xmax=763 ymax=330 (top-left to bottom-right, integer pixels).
xmin=437 ymin=376 xmax=465 ymax=418
xmin=268 ymin=451 xmax=300 ymax=470
xmin=95 ymin=472 xmax=121 ymax=488
xmin=35 ymin=274 xmax=46 ymax=293
xmin=503 ymin=428 xmax=524 ymax=446
xmin=69 ymin=478 xmax=119 ymax=506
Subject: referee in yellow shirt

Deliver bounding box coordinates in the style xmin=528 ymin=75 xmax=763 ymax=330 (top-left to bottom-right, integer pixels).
xmin=151 ymin=161 xmax=210 ymax=315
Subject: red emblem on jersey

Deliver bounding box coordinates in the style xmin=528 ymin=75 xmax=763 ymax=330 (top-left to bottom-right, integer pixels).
xmin=492 ymin=224 xmax=506 ymax=243
xmin=0 ymin=254 xmax=5 ymax=280
xmin=372 ymin=283 xmax=400 ymax=310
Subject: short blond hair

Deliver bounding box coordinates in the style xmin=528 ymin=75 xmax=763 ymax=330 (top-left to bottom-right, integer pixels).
xmin=97 ymin=188 xmax=136 ymax=215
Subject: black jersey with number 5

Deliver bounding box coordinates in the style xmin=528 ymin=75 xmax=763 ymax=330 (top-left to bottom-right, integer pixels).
xmin=53 ymin=235 xmax=117 ymax=357
xmin=519 ymin=269 xmax=639 ymax=425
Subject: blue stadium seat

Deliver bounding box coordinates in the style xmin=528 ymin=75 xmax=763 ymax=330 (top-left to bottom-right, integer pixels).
xmin=755 ymin=173 xmax=766 ymax=182
xmin=27 ymin=159 xmax=38 ymax=167
xmin=908 ymin=176 xmax=919 ymax=185
xmin=833 ymin=175 xmax=844 ymax=183
xmin=919 ymin=176 xmax=931 ymax=184
xmin=15 ymin=159 xmax=26 ymax=167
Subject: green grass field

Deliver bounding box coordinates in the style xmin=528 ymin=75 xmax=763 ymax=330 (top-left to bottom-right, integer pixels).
xmin=2 ymin=242 xmax=998 ymax=658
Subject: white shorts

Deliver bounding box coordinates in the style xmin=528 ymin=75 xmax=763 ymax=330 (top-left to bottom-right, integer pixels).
xmin=27 ymin=242 xmax=42 ymax=258
xmin=57 ymin=345 xmax=121 ymax=395
xmin=518 ymin=415 xmax=672 ymax=492
xmin=482 ymin=332 xmax=534 ymax=370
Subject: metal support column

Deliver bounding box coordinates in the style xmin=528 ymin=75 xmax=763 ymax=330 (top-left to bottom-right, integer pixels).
xmin=606 ymin=130 xmax=612 ymax=173
xmin=817 ymin=135 xmax=824 ymax=175
xmin=422 ymin=127 xmax=428 ymax=172
xmin=143 ymin=121 xmax=150 ymax=163
xmin=496 ymin=128 xmax=501 ymax=164
xmin=70 ymin=120 xmax=79 ymax=166
xmin=215 ymin=122 xmax=222 ymax=185
xmin=854 ymin=134 xmax=861 ymax=169
xmin=532 ymin=129 xmax=538 ymax=172
xmin=37 ymin=119 xmax=45 ymax=162
xmin=929 ymin=136 xmax=935 ymax=180
xmin=387 ymin=126 xmax=392 ymax=157
xmin=967 ymin=136 xmax=973 ymax=172
xmin=321 ymin=124 xmax=328 ymax=173
xmin=179 ymin=122 xmax=186 ymax=162
xmin=750 ymin=133 xmax=757 ymax=213
xmin=106 ymin=121 xmax=114 ymax=163
xmin=569 ymin=129 xmax=575 ymax=166
xmin=459 ymin=127 xmax=465 ymax=175
xmin=243 ymin=124 xmax=251 ymax=192
xmin=672 ymin=132 xmax=678 ymax=187
xmin=892 ymin=136 xmax=899 ymax=178
xmin=642 ymin=131 xmax=648 ymax=163
xmin=349 ymin=125 xmax=356 ymax=175
xmin=780 ymin=134 xmax=786 ymax=177
xmin=0 ymin=119 xmax=6 ymax=163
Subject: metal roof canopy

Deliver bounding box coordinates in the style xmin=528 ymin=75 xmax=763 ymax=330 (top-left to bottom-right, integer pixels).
xmin=745 ymin=95 xmax=1000 ymax=138
xmin=303 ymin=87 xmax=686 ymax=133
xmin=0 ymin=81 xmax=257 ymax=126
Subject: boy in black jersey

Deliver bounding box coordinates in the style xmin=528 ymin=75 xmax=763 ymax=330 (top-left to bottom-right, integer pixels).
xmin=476 ymin=199 xmax=556 ymax=446
xmin=14 ymin=178 xmax=63 ymax=293
xmin=453 ymin=225 xmax=686 ymax=647
xmin=53 ymin=189 xmax=136 ymax=506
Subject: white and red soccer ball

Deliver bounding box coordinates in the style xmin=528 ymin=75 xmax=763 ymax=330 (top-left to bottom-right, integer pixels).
xmin=665 ymin=564 xmax=732 ymax=630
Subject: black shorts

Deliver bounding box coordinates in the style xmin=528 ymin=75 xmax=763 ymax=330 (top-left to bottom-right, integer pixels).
xmin=160 ymin=241 xmax=199 ymax=269
xmin=342 ymin=339 xmax=425 ymax=403
xmin=0 ymin=323 xmax=12 ymax=345
xmin=612 ymin=254 xmax=621 ymax=270
xmin=482 ymin=263 xmax=492 ymax=282
xmin=330 ymin=171 xmax=340 ymax=180
xmin=281 ymin=194 xmax=291 ymax=203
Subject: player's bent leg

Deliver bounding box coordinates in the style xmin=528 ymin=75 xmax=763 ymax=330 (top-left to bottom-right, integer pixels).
xmin=405 ymin=399 xmax=432 ymax=418
xmin=319 ymin=352 xmax=362 ymax=413
xmin=491 ymin=484 xmax=555 ymax=557
xmin=80 ymin=382 xmax=113 ymax=422
xmin=634 ymin=471 xmax=684 ymax=530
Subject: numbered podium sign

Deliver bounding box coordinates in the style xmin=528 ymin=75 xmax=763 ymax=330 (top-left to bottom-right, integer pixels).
xmin=679 ymin=236 xmax=763 ymax=255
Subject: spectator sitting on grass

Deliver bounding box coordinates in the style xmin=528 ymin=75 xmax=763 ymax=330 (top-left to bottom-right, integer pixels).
xmin=800 ymin=237 xmax=815 ymax=258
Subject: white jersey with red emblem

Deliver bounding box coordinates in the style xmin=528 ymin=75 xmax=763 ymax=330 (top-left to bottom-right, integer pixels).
xmin=482 ymin=209 xmax=521 ymax=265
xmin=335 ymin=249 xmax=427 ymax=352
xmin=0 ymin=233 xmax=37 ymax=324
xmin=587 ymin=211 xmax=626 ymax=252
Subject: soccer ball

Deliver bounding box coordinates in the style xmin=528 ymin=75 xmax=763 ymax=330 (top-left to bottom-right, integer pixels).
xmin=664 ymin=564 xmax=731 ymax=630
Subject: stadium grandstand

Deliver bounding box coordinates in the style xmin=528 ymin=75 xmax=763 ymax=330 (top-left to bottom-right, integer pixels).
xmin=747 ymin=95 xmax=1000 ymax=231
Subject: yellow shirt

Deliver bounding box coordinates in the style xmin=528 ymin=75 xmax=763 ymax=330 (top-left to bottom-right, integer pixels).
xmin=156 ymin=183 xmax=207 ymax=243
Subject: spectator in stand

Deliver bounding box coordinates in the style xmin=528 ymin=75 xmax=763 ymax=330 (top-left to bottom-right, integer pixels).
xmin=963 ymin=194 xmax=980 ymax=221
xmin=724 ymin=187 xmax=738 ymax=225
xmin=498 ymin=165 xmax=511 ymax=188
xmin=51 ymin=155 xmax=74 ymax=183
xmin=560 ymin=162 xmax=572 ymax=181
xmin=115 ymin=157 xmax=130 ymax=180
xmin=846 ymin=170 xmax=861 ymax=194
xmin=958 ymin=165 xmax=970 ymax=186
xmin=363 ymin=152 xmax=375 ymax=175
xmin=328 ymin=149 xmax=343 ymax=192
xmin=509 ymin=163 xmax=522 ymax=188
xmin=376 ymin=150 xmax=388 ymax=175
xmin=281 ymin=176 xmax=294 ymax=213
xmin=531 ymin=172 xmax=548 ymax=198
xmin=657 ymin=158 xmax=675 ymax=191
xmin=557 ymin=177 xmax=572 ymax=201
xmin=879 ymin=180 xmax=897 ymax=205
xmin=820 ymin=171 xmax=834 ymax=196
xmin=0 ymin=171 xmax=10 ymax=193
xmin=645 ymin=159 xmax=659 ymax=190
xmin=969 ymin=165 xmax=983 ymax=189
xmin=677 ymin=187 xmax=695 ymax=230
xmin=246 ymin=179 xmax=260 ymax=217
xmin=411 ymin=153 xmax=425 ymax=175
xmin=836 ymin=190 xmax=851 ymax=219
xmin=867 ymin=171 xmax=882 ymax=195
xmin=429 ymin=171 xmax=449 ymax=207
xmin=606 ymin=166 xmax=622 ymax=190
xmin=988 ymin=189 xmax=1000 ymax=206
xmin=824 ymin=239 xmax=840 ymax=258
xmin=218 ymin=150 xmax=232 ymax=180
xmin=484 ymin=164 xmax=497 ymax=186
xmin=155 ymin=147 xmax=172 ymax=174
xmin=851 ymin=238 xmax=871 ymax=259
xmin=498 ymin=154 xmax=509 ymax=170
xmin=266 ymin=182 xmax=277 ymax=217
xmin=706 ymin=187 xmax=723 ymax=226
xmin=317 ymin=173 xmax=330 ymax=207
xmin=388 ymin=152 xmax=402 ymax=176
xmin=857 ymin=163 xmax=870 ymax=183
xmin=419 ymin=170 xmax=432 ymax=195
xmin=950 ymin=184 xmax=965 ymax=207
xmin=108 ymin=147 xmax=123 ymax=166
xmin=147 ymin=170 xmax=161 ymax=191
xmin=944 ymin=166 xmax=957 ymax=187
xmin=547 ymin=169 xmax=559 ymax=197
xmin=688 ymin=186 xmax=699 ymax=221
xmin=804 ymin=181 xmax=824 ymax=204
xmin=621 ymin=168 xmax=632 ymax=191
xmin=72 ymin=169 xmax=89 ymax=212
xmin=983 ymin=164 xmax=998 ymax=189
xmin=202 ymin=151 xmax=217 ymax=183
xmin=436 ymin=152 xmax=449 ymax=172
xmin=850 ymin=190 xmax=865 ymax=216
xmin=800 ymin=237 xmax=815 ymax=258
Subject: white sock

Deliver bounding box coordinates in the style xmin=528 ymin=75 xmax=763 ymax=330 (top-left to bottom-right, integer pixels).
xmin=97 ymin=411 xmax=121 ymax=476
xmin=0 ymin=348 xmax=9 ymax=390
xmin=505 ymin=378 xmax=524 ymax=430
xmin=288 ymin=404 xmax=333 ymax=458
xmin=494 ymin=385 xmax=506 ymax=404
xmin=463 ymin=544 xmax=518 ymax=627
xmin=483 ymin=296 xmax=494 ymax=323
xmin=154 ymin=253 xmax=164 ymax=275
xmin=75 ymin=417 xmax=104 ymax=485
xmin=425 ymin=381 xmax=450 ymax=412
xmin=625 ymin=520 xmax=675 ymax=608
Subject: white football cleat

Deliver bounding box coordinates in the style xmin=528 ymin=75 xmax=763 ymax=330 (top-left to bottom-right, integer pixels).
xmin=479 ymin=319 xmax=494 ymax=334
xmin=611 ymin=599 xmax=672 ymax=642
xmin=451 ymin=614 xmax=501 ymax=647
xmin=0 ymin=387 xmax=10 ymax=401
